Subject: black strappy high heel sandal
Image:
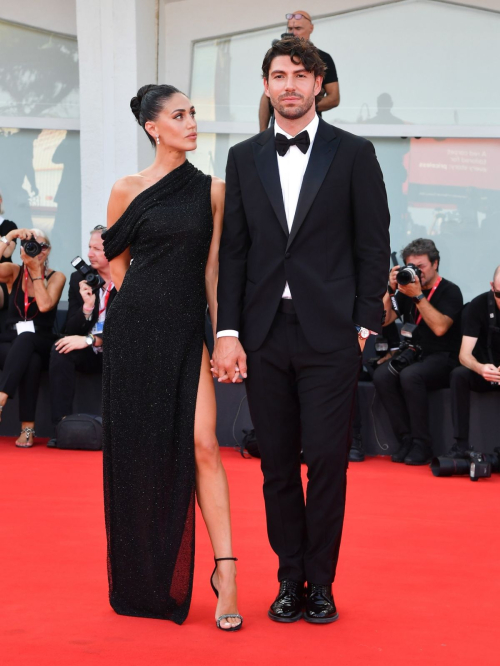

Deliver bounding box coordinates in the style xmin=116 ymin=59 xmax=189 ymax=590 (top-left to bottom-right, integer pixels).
xmin=210 ymin=557 xmax=243 ymax=632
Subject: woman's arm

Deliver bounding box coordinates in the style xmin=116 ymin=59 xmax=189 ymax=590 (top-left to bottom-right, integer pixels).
xmin=0 ymin=228 xmax=34 ymax=286
xmin=106 ymin=180 xmax=134 ymax=290
xmin=206 ymin=177 xmax=225 ymax=338
xmin=25 ymin=256 xmax=66 ymax=312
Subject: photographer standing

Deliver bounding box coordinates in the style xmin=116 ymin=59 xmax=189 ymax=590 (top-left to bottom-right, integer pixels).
xmin=446 ymin=266 xmax=500 ymax=457
xmin=373 ymin=239 xmax=463 ymax=465
xmin=49 ymin=226 xmax=115 ymax=440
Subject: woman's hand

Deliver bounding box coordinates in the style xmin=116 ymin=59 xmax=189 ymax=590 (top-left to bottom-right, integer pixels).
xmin=79 ymin=280 xmax=96 ymax=312
xmin=6 ymin=228 xmax=34 ymax=243
xmin=55 ymin=336 xmax=89 ymax=354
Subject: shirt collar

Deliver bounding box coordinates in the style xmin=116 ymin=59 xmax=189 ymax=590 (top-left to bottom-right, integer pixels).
xmin=274 ymin=113 xmax=319 ymax=144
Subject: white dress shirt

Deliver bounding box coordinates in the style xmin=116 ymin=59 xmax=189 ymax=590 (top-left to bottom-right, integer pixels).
xmin=217 ymin=114 xmax=319 ymax=339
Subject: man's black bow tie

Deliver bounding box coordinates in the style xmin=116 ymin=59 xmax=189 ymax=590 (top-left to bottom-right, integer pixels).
xmin=275 ymin=131 xmax=310 ymax=156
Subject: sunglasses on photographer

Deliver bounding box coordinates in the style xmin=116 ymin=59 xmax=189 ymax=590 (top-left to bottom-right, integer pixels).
xmin=285 ymin=13 xmax=311 ymax=22
xmin=493 ymin=290 xmax=500 ymax=298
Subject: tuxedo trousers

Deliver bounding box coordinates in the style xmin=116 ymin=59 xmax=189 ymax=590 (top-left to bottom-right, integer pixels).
xmin=245 ymin=304 xmax=361 ymax=585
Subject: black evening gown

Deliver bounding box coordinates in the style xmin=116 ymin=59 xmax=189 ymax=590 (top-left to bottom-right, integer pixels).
xmin=102 ymin=161 xmax=213 ymax=624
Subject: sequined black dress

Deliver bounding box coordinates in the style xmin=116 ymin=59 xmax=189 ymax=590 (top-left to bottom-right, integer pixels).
xmin=102 ymin=161 xmax=213 ymax=624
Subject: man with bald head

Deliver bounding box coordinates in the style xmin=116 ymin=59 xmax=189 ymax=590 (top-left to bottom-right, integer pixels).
xmin=258 ymin=10 xmax=340 ymax=131
xmin=447 ymin=266 xmax=500 ymax=457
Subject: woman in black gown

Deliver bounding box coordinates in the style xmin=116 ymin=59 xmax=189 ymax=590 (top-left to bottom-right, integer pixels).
xmin=102 ymin=85 xmax=242 ymax=629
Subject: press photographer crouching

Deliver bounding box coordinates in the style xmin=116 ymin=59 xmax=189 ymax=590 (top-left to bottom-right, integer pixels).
xmin=0 ymin=228 xmax=66 ymax=447
xmin=373 ymin=239 xmax=463 ymax=465
xmin=49 ymin=226 xmax=115 ymax=444
xmin=446 ymin=265 xmax=500 ymax=458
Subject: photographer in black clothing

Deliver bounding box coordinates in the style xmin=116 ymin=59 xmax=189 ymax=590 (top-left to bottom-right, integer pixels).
xmin=373 ymin=239 xmax=463 ymax=465
xmin=49 ymin=226 xmax=115 ymax=439
xmin=447 ymin=266 xmax=500 ymax=457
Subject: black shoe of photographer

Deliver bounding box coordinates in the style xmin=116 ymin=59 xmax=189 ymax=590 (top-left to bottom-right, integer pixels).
xmin=391 ymin=435 xmax=413 ymax=463
xmin=443 ymin=443 xmax=469 ymax=459
xmin=47 ymin=438 xmax=57 ymax=448
xmin=304 ymin=584 xmax=339 ymax=624
xmin=404 ymin=439 xmax=432 ymax=466
xmin=349 ymin=435 xmax=365 ymax=462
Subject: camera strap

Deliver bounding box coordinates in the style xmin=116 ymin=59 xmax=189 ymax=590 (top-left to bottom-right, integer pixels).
xmin=98 ymin=282 xmax=114 ymax=318
xmin=415 ymin=276 xmax=442 ymax=326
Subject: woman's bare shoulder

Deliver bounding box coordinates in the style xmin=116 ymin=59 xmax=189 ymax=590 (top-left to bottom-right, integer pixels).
xmin=108 ymin=174 xmax=148 ymax=226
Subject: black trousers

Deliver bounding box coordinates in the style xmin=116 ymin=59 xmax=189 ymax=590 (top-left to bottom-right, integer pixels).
xmin=373 ymin=352 xmax=457 ymax=445
xmin=0 ymin=332 xmax=54 ymax=422
xmin=450 ymin=365 xmax=500 ymax=443
xmin=49 ymin=345 xmax=102 ymax=426
xmin=245 ymin=305 xmax=360 ymax=586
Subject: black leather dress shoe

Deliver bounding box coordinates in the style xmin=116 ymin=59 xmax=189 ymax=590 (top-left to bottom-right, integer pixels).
xmin=349 ymin=435 xmax=365 ymax=462
xmin=404 ymin=439 xmax=432 ymax=465
xmin=391 ymin=435 xmax=413 ymax=463
xmin=443 ymin=443 xmax=469 ymax=459
xmin=304 ymin=584 xmax=339 ymax=624
xmin=268 ymin=580 xmax=304 ymax=623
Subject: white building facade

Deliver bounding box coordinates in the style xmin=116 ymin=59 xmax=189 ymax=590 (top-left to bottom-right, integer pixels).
xmin=0 ymin=0 xmax=499 ymax=299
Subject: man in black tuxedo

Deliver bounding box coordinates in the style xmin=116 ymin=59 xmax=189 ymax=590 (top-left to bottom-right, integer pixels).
xmin=212 ymin=37 xmax=390 ymax=624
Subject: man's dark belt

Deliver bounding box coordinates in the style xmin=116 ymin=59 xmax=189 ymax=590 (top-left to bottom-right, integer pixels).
xmin=278 ymin=299 xmax=296 ymax=314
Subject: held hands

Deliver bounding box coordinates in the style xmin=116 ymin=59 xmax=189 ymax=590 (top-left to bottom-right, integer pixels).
xmin=55 ymin=336 xmax=89 ymax=354
xmin=211 ymin=337 xmax=247 ymax=384
xmin=79 ymin=279 xmax=96 ymax=311
xmin=481 ymin=363 xmax=500 ymax=383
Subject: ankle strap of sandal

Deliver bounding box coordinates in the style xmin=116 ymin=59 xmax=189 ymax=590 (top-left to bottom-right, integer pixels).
xmin=214 ymin=557 xmax=238 ymax=563
xmin=21 ymin=427 xmax=36 ymax=440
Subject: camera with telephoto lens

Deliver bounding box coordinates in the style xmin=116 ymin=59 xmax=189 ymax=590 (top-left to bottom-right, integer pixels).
xmin=396 ymin=263 xmax=422 ymax=286
xmin=431 ymin=448 xmax=500 ymax=482
xmin=71 ymin=256 xmax=105 ymax=293
xmin=21 ymin=235 xmax=47 ymax=258
xmin=388 ymin=323 xmax=422 ymax=376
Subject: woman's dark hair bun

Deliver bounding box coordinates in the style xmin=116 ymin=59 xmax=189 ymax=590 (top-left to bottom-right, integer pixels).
xmin=130 ymin=84 xmax=182 ymax=147
xmin=130 ymin=84 xmax=158 ymax=123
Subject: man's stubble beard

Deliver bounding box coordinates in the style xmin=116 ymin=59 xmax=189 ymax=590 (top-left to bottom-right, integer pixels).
xmin=271 ymin=91 xmax=316 ymax=121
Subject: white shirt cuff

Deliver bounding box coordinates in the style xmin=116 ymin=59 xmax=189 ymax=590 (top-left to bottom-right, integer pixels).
xmin=216 ymin=330 xmax=239 ymax=339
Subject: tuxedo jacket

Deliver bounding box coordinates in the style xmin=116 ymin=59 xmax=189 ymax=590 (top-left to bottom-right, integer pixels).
xmin=64 ymin=271 xmax=117 ymax=335
xmin=217 ymin=119 xmax=391 ymax=353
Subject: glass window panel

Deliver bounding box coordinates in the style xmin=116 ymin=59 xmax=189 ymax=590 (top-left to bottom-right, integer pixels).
xmin=372 ymin=137 xmax=500 ymax=302
xmin=191 ymin=0 xmax=500 ymax=128
xmin=0 ymin=127 xmax=81 ymax=298
xmin=190 ymin=133 xmax=252 ymax=178
xmin=0 ymin=20 xmax=79 ymax=119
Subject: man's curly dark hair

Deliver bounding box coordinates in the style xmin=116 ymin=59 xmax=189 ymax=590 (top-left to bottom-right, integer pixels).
xmin=262 ymin=35 xmax=326 ymax=81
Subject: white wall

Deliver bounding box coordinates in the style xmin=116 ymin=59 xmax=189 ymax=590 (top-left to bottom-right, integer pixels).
xmin=76 ymin=0 xmax=158 ymax=247
xmin=159 ymin=0 xmax=498 ymax=95
xmin=0 ymin=0 xmax=76 ymax=35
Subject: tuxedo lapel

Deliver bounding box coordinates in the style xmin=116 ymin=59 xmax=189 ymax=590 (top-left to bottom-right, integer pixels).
xmin=252 ymin=130 xmax=289 ymax=238
xmin=286 ymin=120 xmax=340 ymax=251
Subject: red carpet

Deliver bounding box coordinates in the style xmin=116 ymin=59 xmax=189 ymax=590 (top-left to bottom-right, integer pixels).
xmin=1 ymin=438 xmax=499 ymax=665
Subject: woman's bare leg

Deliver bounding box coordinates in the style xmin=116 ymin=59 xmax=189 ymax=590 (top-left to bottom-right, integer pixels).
xmin=195 ymin=344 xmax=241 ymax=629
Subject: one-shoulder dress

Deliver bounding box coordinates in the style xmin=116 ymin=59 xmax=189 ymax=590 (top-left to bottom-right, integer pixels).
xmin=102 ymin=161 xmax=213 ymax=624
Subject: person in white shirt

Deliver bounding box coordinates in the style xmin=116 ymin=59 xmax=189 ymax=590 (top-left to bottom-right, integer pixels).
xmin=212 ymin=36 xmax=390 ymax=624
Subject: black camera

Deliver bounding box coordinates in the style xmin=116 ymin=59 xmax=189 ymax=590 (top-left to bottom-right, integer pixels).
xmin=21 ymin=235 xmax=47 ymax=258
xmin=396 ymin=263 xmax=422 ymax=286
xmin=430 ymin=449 xmax=500 ymax=482
xmin=71 ymin=256 xmax=105 ymax=293
xmin=388 ymin=323 xmax=422 ymax=376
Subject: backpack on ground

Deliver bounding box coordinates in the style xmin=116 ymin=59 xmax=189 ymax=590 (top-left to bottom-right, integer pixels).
xmin=55 ymin=414 xmax=103 ymax=450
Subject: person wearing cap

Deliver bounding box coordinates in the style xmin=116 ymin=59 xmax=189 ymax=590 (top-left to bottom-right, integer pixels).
xmin=258 ymin=10 xmax=340 ymax=131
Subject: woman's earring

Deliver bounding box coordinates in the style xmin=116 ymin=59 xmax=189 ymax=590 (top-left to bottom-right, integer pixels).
xmin=156 ymin=136 xmax=160 ymax=145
